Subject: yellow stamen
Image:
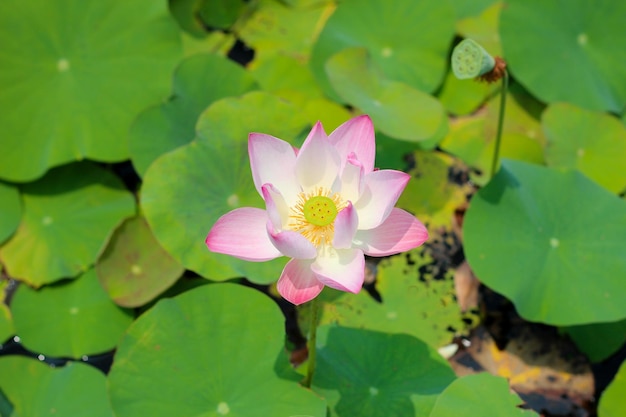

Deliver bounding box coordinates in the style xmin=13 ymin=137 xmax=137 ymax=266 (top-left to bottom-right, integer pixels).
xmin=289 ymin=187 xmax=346 ymax=247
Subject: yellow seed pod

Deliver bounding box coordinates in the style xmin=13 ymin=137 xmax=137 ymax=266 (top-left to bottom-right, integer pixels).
xmin=451 ymin=39 xmax=496 ymax=80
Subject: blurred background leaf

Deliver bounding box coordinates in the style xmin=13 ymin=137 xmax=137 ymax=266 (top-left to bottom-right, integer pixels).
xmin=108 ymin=283 xmax=327 ymax=417
xmin=0 ymin=0 xmax=181 ymax=182
xmin=0 ymin=162 xmax=135 ymax=286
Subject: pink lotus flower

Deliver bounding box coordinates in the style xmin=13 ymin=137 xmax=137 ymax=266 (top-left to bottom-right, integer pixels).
xmin=206 ymin=115 xmax=428 ymax=305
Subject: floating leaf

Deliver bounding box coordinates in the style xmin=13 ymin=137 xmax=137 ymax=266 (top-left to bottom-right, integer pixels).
xmin=251 ymin=54 xmax=352 ymax=131
xmin=0 ymin=357 xmax=114 ymax=417
xmin=141 ymin=91 xmax=308 ymax=282
xmin=198 ymin=0 xmax=245 ymax=30
xmin=96 ymin=216 xmax=184 ymax=307
xmin=0 ymin=308 xmax=12 ymax=344
xmin=456 ymin=2 xmax=503 ymax=57
xmin=464 ymin=159 xmax=626 ymax=325
xmin=543 ymin=103 xmax=626 ymax=194
xmin=315 ymin=249 xmax=465 ymax=349
xmin=0 ymin=388 xmax=13 ymax=417
xmin=310 ymin=0 xmax=455 ymax=99
xmin=169 ymin=0 xmax=207 ymax=38
xmin=129 ymin=53 xmax=258 ymax=176
xmin=239 ymin=0 xmax=333 ymax=61
xmin=108 ymin=283 xmax=326 ymax=417
xmin=563 ymin=319 xmax=626 ymax=363
xmin=0 ymin=182 xmax=20 ymax=244
xmin=0 ymin=280 xmax=13 ymax=342
xmin=0 ymin=162 xmax=135 ymax=286
xmin=298 ymin=98 xmax=354 ymax=132
xmin=0 ymin=0 xmax=181 ymax=182
xmin=451 ymin=0 xmax=497 ymax=19
xmin=440 ymin=90 xmax=545 ymax=185
xmin=11 ymin=268 xmax=133 ymax=358
xmin=500 ymin=0 xmax=626 ymax=113
xmin=374 ymin=133 xmax=418 ymax=171
xmin=313 ymin=325 xmax=456 ymax=417
xmin=180 ymin=30 xmax=236 ymax=58
xmin=438 ymin=69 xmax=497 ymax=116
xmin=429 ymin=373 xmax=538 ymax=416
xmin=326 ymin=47 xmax=447 ymax=145
xmin=599 ymin=360 xmax=626 ymax=417
xmin=397 ymin=151 xmax=470 ymax=228
xmin=252 ymin=54 xmax=323 ymax=98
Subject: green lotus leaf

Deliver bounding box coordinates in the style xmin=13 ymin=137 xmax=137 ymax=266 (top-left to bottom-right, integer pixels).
xmin=315 ymin=248 xmax=464 ymax=349
xmin=599 ymin=360 xmax=626 ymax=417
xmin=313 ymin=325 xmax=456 ymax=417
xmin=129 ymin=53 xmax=258 ymax=177
xmin=0 ymin=182 xmax=20 ymax=244
xmin=169 ymin=0 xmax=207 ymax=38
xmin=374 ymin=133 xmax=418 ymax=171
xmin=0 ymin=357 xmax=113 ymax=417
xmin=11 ymin=268 xmax=133 ymax=358
xmin=96 ymin=216 xmax=184 ymax=308
xmin=0 ymin=388 xmax=13 ymax=417
xmin=0 ymin=308 xmax=12 ymax=345
xmin=141 ymin=91 xmax=308 ymax=282
xmin=181 ymin=30 xmax=236 ymax=58
xmin=0 ymin=162 xmax=135 ymax=286
xmin=429 ymin=373 xmax=538 ymax=417
xmin=500 ymin=0 xmax=626 ymax=113
xmin=326 ymin=47 xmax=448 ymax=146
xmin=0 ymin=0 xmax=181 ymax=182
xmin=563 ymin=319 xmax=626 ymax=363
xmin=397 ymin=151 xmax=469 ymax=228
xmin=0 ymin=280 xmax=13 ymax=342
xmin=456 ymin=2 xmax=503 ymax=57
xmin=239 ymin=0 xmax=332 ymax=61
xmin=199 ymin=0 xmax=245 ymax=30
xmin=252 ymin=54 xmax=324 ymax=99
xmin=464 ymin=159 xmax=626 ymax=325
xmin=438 ymin=69 xmax=497 ymax=116
xmin=108 ymin=283 xmax=327 ymax=417
xmin=542 ymin=103 xmax=626 ymax=194
xmin=451 ymin=0 xmax=497 ymax=19
xmin=298 ymin=97 xmax=354 ymax=132
xmin=0 ymin=278 xmax=13 ymax=343
xmin=440 ymin=90 xmax=545 ymax=185
xmin=251 ymin=54 xmax=352 ymax=131
xmin=310 ymin=0 xmax=455 ymax=100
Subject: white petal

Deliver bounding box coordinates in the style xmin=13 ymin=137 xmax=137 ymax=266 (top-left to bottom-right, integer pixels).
xmin=267 ymin=225 xmax=317 ymax=260
xmin=354 ymin=169 xmax=410 ymax=230
xmin=249 ymin=133 xmax=301 ymax=205
xmin=337 ymin=154 xmax=364 ymax=203
xmin=333 ymin=202 xmax=358 ymax=249
xmin=328 ymin=115 xmax=376 ymax=173
xmin=354 ymin=208 xmax=429 ymax=256
xmin=311 ymin=248 xmax=365 ymax=293
xmin=277 ymin=259 xmax=324 ymax=305
xmin=295 ymin=122 xmax=341 ymax=193
xmin=262 ymin=184 xmax=290 ymax=230
xmin=206 ymin=208 xmax=281 ymax=261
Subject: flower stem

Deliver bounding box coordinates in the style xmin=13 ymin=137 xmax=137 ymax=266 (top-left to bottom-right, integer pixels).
xmin=490 ymin=70 xmax=509 ymax=179
xmin=302 ymin=297 xmax=319 ymax=389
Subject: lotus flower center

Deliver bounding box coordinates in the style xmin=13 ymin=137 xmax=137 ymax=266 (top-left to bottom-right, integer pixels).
xmin=303 ymin=196 xmax=337 ymax=227
xmin=289 ymin=188 xmax=346 ymax=247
